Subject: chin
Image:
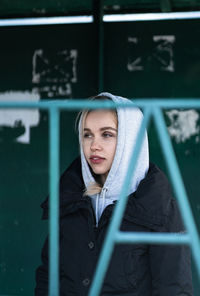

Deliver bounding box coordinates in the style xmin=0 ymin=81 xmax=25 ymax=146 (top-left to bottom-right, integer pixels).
xmin=92 ymin=169 xmax=104 ymax=175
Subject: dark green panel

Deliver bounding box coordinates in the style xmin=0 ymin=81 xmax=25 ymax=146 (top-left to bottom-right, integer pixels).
xmin=0 ymin=110 xmax=79 ymax=295
xmin=0 ymin=0 xmax=93 ymax=17
xmin=0 ymin=19 xmax=200 ymax=295
xmin=104 ymin=19 xmax=200 ymax=98
xmin=0 ymin=24 xmax=98 ymax=96
xmin=1 ymin=0 xmax=200 ymax=17
xmin=104 ymin=19 xmax=200 ymax=295
xmin=105 ymin=0 xmax=200 ymax=9
xmin=0 ymin=23 xmax=97 ymax=295
xmin=105 ymin=0 xmax=160 ymax=11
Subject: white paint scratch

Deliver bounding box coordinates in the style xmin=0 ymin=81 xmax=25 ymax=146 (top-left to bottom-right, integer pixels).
xmin=0 ymin=91 xmax=40 ymax=144
xmin=166 ymin=109 xmax=200 ymax=143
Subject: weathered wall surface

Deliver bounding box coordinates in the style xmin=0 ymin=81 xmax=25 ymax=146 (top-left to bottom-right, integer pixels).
xmin=0 ymin=19 xmax=200 ymax=295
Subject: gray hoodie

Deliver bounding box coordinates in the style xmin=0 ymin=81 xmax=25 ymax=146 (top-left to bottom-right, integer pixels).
xmin=79 ymin=92 xmax=149 ymax=225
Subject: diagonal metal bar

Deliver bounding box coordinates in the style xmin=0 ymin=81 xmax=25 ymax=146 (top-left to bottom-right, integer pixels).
xmin=49 ymin=106 xmax=60 ymax=296
xmin=88 ymin=106 xmax=152 ymax=296
xmin=152 ymin=106 xmax=200 ymax=279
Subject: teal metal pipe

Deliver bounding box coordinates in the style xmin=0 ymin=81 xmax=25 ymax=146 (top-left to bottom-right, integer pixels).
xmin=0 ymin=99 xmax=200 ymax=110
xmin=1 ymin=99 xmax=200 ymax=293
xmin=115 ymin=231 xmax=190 ymax=245
xmin=88 ymin=107 xmax=152 ymax=296
xmin=153 ymin=107 xmax=200 ymax=279
xmin=49 ymin=107 xmax=60 ymax=296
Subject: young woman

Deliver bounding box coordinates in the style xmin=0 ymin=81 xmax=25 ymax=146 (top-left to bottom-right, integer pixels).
xmin=35 ymin=92 xmax=193 ymax=295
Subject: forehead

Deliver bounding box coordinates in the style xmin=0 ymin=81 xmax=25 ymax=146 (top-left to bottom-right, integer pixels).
xmin=84 ymin=110 xmax=117 ymax=127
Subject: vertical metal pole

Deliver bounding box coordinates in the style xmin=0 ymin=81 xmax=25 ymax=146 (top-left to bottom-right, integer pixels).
xmin=89 ymin=107 xmax=151 ymax=296
xmin=93 ymin=0 xmax=104 ymax=92
xmin=153 ymin=106 xmax=200 ymax=280
xmin=49 ymin=106 xmax=60 ymax=296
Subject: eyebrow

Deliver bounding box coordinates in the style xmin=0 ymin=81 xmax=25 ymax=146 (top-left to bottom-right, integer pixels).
xmin=84 ymin=127 xmax=117 ymax=132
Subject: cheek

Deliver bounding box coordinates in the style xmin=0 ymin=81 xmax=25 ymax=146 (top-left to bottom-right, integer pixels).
xmin=109 ymin=141 xmax=117 ymax=159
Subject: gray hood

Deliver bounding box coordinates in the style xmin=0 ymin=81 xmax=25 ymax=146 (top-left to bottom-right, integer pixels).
xmin=79 ymin=92 xmax=149 ymax=224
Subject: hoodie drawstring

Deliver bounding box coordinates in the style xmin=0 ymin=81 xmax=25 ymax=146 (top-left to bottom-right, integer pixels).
xmin=95 ymin=187 xmax=107 ymax=227
xmin=95 ymin=193 xmax=100 ymax=227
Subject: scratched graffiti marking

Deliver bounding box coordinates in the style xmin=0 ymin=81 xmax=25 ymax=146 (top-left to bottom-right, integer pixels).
xmin=127 ymin=35 xmax=175 ymax=72
xmin=32 ymin=49 xmax=78 ymax=98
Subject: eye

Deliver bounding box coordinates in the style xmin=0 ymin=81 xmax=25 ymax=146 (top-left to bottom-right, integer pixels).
xmin=83 ymin=133 xmax=92 ymax=138
xmin=102 ymin=132 xmax=113 ymax=138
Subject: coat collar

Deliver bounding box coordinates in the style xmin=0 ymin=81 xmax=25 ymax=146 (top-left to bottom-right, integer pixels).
xmin=41 ymin=157 xmax=172 ymax=231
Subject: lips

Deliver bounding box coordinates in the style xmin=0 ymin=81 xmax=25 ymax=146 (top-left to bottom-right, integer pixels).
xmin=89 ymin=155 xmax=105 ymax=164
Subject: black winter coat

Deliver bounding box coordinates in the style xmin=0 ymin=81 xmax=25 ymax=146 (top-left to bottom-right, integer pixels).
xmin=35 ymin=157 xmax=193 ymax=296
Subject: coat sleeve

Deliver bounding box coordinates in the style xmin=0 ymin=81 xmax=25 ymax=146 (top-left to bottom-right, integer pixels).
xmin=149 ymin=199 xmax=193 ymax=296
xmin=35 ymin=237 xmax=49 ymax=296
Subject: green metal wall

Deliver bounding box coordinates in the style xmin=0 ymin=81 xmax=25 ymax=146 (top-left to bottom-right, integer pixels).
xmin=0 ymin=19 xmax=200 ymax=295
xmin=1 ymin=0 xmax=200 ymax=17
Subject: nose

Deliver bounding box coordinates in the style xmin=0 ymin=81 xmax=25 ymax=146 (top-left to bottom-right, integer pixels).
xmin=90 ymin=138 xmax=102 ymax=151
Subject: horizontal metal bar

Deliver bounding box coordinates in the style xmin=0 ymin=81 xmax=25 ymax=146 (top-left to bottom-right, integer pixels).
xmin=0 ymin=16 xmax=93 ymax=27
xmin=104 ymin=11 xmax=200 ymax=22
xmin=115 ymin=231 xmax=190 ymax=245
xmin=0 ymin=99 xmax=200 ymax=110
xmin=1 ymin=11 xmax=200 ymax=27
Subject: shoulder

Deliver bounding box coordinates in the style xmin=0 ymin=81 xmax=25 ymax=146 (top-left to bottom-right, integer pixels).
xmin=135 ymin=162 xmax=173 ymax=214
xmin=127 ymin=162 xmax=182 ymax=230
xmin=139 ymin=162 xmax=170 ymax=193
xmin=41 ymin=156 xmax=84 ymax=219
xmin=59 ymin=156 xmax=84 ymax=193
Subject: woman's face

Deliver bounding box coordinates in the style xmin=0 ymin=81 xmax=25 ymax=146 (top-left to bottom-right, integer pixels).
xmin=82 ymin=110 xmax=117 ymax=184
